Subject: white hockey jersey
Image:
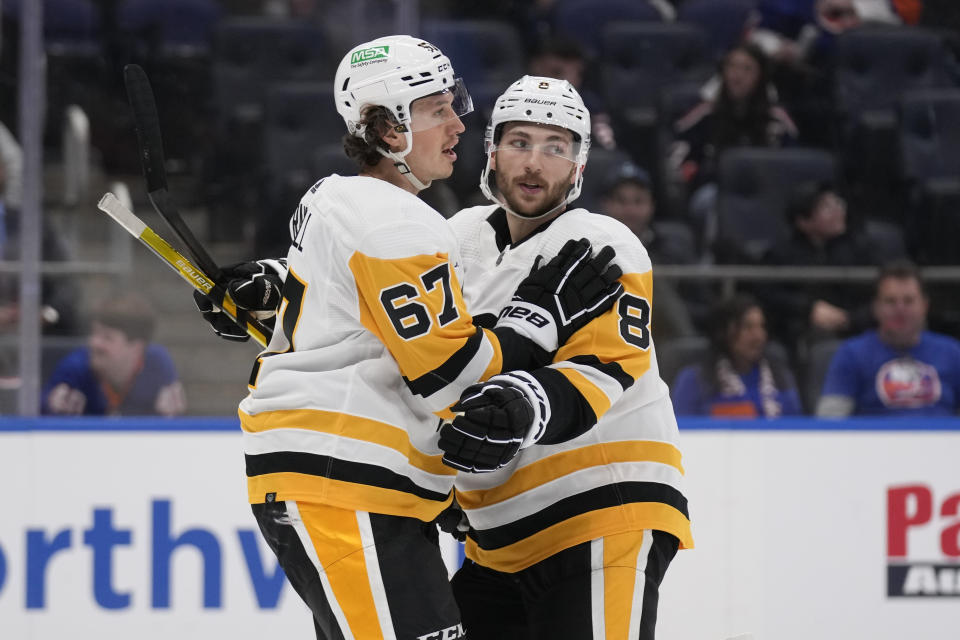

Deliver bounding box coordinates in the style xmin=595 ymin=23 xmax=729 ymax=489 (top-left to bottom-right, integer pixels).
xmin=239 ymin=175 xmax=508 ymax=522
xmin=450 ymin=205 xmax=694 ymax=572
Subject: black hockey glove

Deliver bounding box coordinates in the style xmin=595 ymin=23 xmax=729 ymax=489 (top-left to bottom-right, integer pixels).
xmin=434 ymin=501 xmax=469 ymax=542
xmin=193 ymin=258 xmax=287 ymax=342
xmin=439 ymin=371 xmax=549 ymax=473
xmin=496 ymin=238 xmax=623 ymax=353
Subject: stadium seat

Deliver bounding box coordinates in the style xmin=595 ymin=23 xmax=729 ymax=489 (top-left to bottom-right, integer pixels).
xmin=601 ymin=22 xmax=711 ymax=121
xmin=651 ymin=220 xmax=698 ymax=265
xmin=552 ymin=0 xmax=662 ymax=58
xmin=263 ymin=83 xmax=342 ymax=201
xmin=600 ymin=22 xmax=712 ymax=174
xmin=213 ymin=18 xmax=330 ymax=125
xmin=715 ymin=148 xmax=837 ymax=263
xmin=677 ymin=0 xmax=757 ymax=62
xmin=899 ymin=88 xmax=960 ymax=182
xmin=656 ymin=335 xmax=709 ymax=387
xmin=898 ymin=88 xmax=960 ymax=264
xmin=3 ymin=0 xmax=100 ymax=50
xmin=4 ymin=0 xmax=106 ymax=149
xmin=208 ymin=18 xmax=331 ymax=232
xmin=863 ymin=219 xmax=907 ymax=261
xmin=119 ymin=0 xmax=222 ymax=55
xmin=657 ymin=82 xmax=706 ymax=217
xmin=834 ymin=26 xmax=952 ymax=214
xmin=835 ymin=26 xmax=951 ymax=117
xmin=420 ymin=20 xmax=524 ymax=91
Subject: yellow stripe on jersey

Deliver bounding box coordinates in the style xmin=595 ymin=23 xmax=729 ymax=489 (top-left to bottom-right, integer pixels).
xmin=603 ymin=530 xmax=648 ymax=640
xmin=556 ymin=270 xmax=654 ymax=381
xmin=556 ymin=367 xmax=612 ymax=418
xmin=348 ymin=250 xmax=479 ymax=381
xmin=295 ymin=502 xmax=386 ymax=639
xmin=464 ymin=502 xmax=693 ymax=573
xmin=240 ymin=408 xmax=455 ymax=477
xmin=456 ymin=440 xmax=684 ymax=509
xmin=247 ymin=472 xmax=452 ymax=521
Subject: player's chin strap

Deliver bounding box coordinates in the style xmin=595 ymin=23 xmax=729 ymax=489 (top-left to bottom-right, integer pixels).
xmin=379 ymin=127 xmax=431 ymax=192
xmin=385 ymin=149 xmax=431 ymax=191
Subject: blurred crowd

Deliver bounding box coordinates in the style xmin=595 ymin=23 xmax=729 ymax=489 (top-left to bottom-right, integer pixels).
xmin=0 ymin=0 xmax=959 ymax=417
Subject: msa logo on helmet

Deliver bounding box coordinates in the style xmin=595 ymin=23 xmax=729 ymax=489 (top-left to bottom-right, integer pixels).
xmin=350 ymin=46 xmax=390 ymax=65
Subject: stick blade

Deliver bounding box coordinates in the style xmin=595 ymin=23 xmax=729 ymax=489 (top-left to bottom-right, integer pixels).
xmin=123 ymin=63 xmax=168 ymax=193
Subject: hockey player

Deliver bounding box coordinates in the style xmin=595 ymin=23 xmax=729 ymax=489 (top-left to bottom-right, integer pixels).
xmin=438 ymin=76 xmax=692 ymax=639
xmin=199 ymin=73 xmax=690 ymax=638
xmin=211 ymin=39 xmax=624 ymax=640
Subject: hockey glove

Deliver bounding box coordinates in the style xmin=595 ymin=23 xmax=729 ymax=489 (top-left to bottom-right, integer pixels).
xmin=434 ymin=501 xmax=469 ymax=542
xmin=193 ymin=258 xmax=287 ymax=342
xmin=439 ymin=371 xmax=550 ymax=473
xmin=496 ymin=238 xmax=623 ymax=353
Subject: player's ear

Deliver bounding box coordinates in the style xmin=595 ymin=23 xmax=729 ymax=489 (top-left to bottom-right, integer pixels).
xmin=489 ymin=150 xmax=498 ymax=171
xmin=380 ymin=126 xmax=405 ymax=153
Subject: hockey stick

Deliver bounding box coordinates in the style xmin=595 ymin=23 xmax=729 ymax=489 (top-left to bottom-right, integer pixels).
xmin=123 ymin=63 xmax=225 ymax=282
xmin=97 ymin=193 xmax=271 ymax=348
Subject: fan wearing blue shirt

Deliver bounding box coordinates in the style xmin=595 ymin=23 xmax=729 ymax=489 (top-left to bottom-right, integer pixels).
xmin=817 ymin=261 xmax=960 ymax=417
xmin=42 ymin=292 xmax=185 ymax=416
xmin=672 ymin=294 xmax=803 ymax=418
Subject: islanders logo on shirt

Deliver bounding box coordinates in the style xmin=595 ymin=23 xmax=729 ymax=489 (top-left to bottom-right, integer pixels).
xmin=875 ymin=358 xmax=941 ymax=408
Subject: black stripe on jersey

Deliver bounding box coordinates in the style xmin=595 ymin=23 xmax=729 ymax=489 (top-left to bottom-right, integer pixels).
xmin=565 ymin=355 xmax=634 ymax=391
xmin=472 ymin=312 xmax=497 ymax=329
xmin=402 ymin=327 xmax=484 ymax=398
xmin=466 ymin=481 xmax=689 ymax=551
xmin=246 ymin=452 xmax=451 ymax=503
xmin=531 ymin=367 xmax=598 ymax=445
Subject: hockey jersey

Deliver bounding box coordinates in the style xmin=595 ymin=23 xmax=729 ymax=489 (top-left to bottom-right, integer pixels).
xmin=239 ymin=175 xmax=507 ymax=522
xmin=450 ymin=205 xmax=693 ymax=573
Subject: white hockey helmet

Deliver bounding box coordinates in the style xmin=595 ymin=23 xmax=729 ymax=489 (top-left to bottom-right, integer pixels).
xmin=334 ymin=35 xmax=472 ymax=188
xmin=480 ymin=75 xmax=592 ymax=214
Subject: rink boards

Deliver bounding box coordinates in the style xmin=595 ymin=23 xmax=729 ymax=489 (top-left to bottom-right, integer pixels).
xmin=1 ymin=417 xmax=958 ymax=639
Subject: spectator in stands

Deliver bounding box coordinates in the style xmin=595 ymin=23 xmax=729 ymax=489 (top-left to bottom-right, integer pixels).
xmin=817 ymin=261 xmax=960 ymax=416
xmin=758 ymin=180 xmax=884 ymax=344
xmin=750 ymin=0 xmax=872 ymax=68
xmin=528 ymin=36 xmax=617 ymax=150
xmin=41 ymin=292 xmax=186 ymax=416
xmin=599 ymin=161 xmax=698 ymax=339
xmin=600 ymin=162 xmax=679 ymax=262
xmin=672 ymin=293 xmax=803 ymax=417
xmin=672 ymin=42 xmax=798 ymax=251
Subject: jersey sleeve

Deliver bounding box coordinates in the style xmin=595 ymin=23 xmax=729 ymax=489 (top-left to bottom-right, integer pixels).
xmin=523 ymin=230 xmax=658 ymax=444
xmin=348 ymin=224 xmax=505 ymax=413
